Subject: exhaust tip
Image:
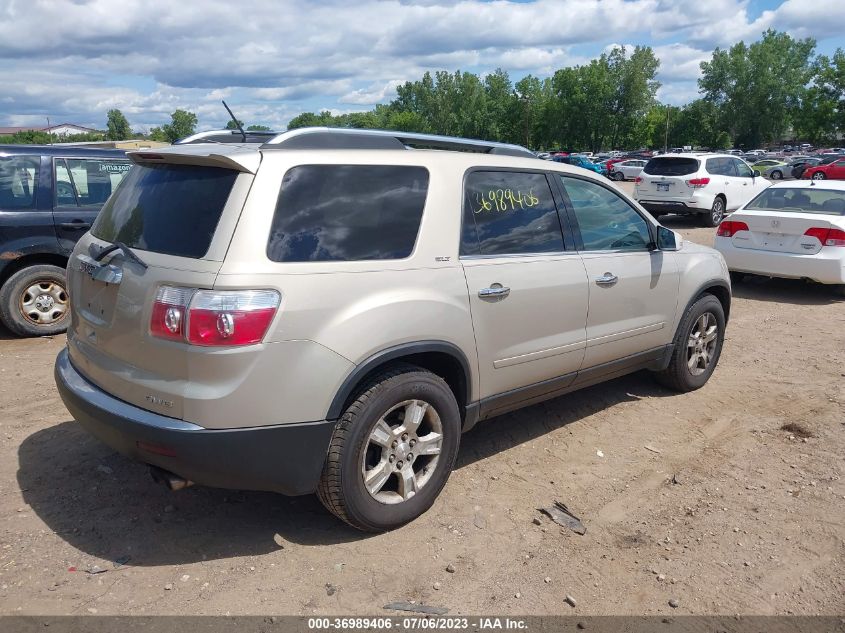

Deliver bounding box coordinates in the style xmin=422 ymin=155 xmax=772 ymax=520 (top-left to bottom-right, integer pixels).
xmin=149 ymin=465 xmax=194 ymax=491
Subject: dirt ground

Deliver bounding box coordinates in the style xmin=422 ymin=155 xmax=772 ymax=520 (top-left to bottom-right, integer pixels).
xmin=1 ymin=181 xmax=843 ymax=616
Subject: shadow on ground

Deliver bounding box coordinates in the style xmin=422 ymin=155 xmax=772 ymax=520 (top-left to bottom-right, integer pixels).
xmin=731 ymin=275 xmax=841 ymax=306
xmin=18 ymin=371 xmax=673 ymax=566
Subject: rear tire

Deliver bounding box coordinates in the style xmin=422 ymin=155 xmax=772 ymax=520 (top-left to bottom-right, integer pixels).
xmin=770 ymin=170 xmax=782 ymax=180
xmin=701 ymin=197 xmax=725 ymax=227
xmin=612 ymin=171 xmax=624 ymax=181
xmin=317 ymin=364 xmax=461 ymax=532
xmin=0 ymin=265 xmax=70 ymax=337
xmin=653 ymin=294 xmax=725 ymax=392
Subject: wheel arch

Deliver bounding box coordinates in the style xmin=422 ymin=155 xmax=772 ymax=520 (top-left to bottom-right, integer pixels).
xmin=326 ymin=341 xmax=472 ymax=422
xmin=0 ymin=252 xmax=69 ymax=289
xmin=687 ymin=279 xmax=731 ymax=324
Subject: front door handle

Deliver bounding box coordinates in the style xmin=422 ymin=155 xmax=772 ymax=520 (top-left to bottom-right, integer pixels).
xmin=595 ymin=273 xmax=618 ymax=286
xmin=60 ymin=220 xmax=91 ymax=230
xmin=478 ymin=283 xmax=510 ymax=299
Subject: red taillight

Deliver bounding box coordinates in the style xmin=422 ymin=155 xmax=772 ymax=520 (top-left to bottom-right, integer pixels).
xmin=804 ymin=227 xmax=845 ymax=247
xmin=635 ymin=176 xmax=643 ymax=184
xmin=150 ymin=286 xmax=193 ymax=341
xmin=686 ymin=177 xmax=710 ymax=188
xmin=716 ymin=220 xmax=749 ymax=237
xmin=150 ymin=287 xmax=280 ymax=346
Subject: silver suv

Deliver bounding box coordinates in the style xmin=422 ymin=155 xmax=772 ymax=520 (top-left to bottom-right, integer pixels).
xmin=55 ymin=128 xmax=731 ymax=531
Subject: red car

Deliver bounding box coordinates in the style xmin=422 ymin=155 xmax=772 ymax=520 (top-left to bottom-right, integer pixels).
xmin=803 ymin=156 xmax=845 ymax=180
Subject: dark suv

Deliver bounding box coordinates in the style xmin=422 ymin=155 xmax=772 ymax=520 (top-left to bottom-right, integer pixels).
xmin=0 ymin=145 xmax=130 ymax=336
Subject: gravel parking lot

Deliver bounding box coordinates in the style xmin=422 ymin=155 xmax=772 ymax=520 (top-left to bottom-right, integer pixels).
xmin=1 ymin=182 xmax=843 ymax=616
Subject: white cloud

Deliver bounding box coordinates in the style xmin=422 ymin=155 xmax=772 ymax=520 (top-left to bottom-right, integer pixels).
xmin=0 ymin=0 xmax=841 ymax=130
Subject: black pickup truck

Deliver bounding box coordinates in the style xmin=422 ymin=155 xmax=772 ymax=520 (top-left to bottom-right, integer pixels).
xmin=0 ymin=145 xmax=130 ymax=336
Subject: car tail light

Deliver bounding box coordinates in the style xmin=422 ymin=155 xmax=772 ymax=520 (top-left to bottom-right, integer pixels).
xmin=150 ymin=286 xmax=194 ymax=341
xmin=804 ymin=227 xmax=845 ymax=247
xmin=716 ymin=220 xmax=749 ymax=237
xmin=150 ymin=286 xmax=280 ymax=346
xmin=186 ymin=290 xmax=280 ymax=346
xmin=635 ymin=176 xmax=643 ymax=184
xmin=686 ymin=177 xmax=710 ymax=188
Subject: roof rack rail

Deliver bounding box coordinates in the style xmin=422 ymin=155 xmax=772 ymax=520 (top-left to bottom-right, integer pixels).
xmin=175 ymin=129 xmax=280 ymax=145
xmin=260 ymin=127 xmax=537 ymax=158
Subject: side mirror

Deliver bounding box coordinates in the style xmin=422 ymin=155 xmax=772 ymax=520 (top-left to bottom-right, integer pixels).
xmin=657 ymin=225 xmax=682 ymax=251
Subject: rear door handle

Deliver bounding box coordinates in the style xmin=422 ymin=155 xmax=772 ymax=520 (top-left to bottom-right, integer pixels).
xmin=478 ymin=284 xmax=510 ymax=298
xmin=60 ymin=220 xmax=91 ymax=230
xmin=595 ymin=273 xmax=618 ymax=286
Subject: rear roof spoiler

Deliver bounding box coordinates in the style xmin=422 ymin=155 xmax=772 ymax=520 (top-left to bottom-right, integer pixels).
xmin=127 ymin=147 xmax=261 ymax=173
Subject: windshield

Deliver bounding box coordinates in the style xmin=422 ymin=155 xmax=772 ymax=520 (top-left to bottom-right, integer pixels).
xmin=643 ymin=157 xmax=699 ymax=176
xmin=746 ymin=187 xmax=845 ymax=216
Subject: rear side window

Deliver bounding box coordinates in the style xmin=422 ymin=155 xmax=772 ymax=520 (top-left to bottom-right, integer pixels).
xmin=0 ymin=156 xmax=39 ymax=210
xmin=705 ymin=157 xmax=736 ymax=177
xmin=91 ymin=163 xmax=237 ymax=258
xmin=643 ymin=157 xmax=699 ymax=176
xmin=461 ymin=171 xmax=564 ymax=256
xmin=267 ymin=165 xmax=429 ymax=262
xmin=58 ymin=159 xmax=131 ymax=206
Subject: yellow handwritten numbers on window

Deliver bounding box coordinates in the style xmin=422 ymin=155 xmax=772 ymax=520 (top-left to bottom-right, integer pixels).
xmin=474 ymin=188 xmax=540 ymax=214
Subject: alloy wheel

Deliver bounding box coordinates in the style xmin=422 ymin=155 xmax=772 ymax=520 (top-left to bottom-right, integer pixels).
xmin=361 ymin=399 xmax=443 ymax=504
xmin=687 ymin=312 xmax=718 ymax=376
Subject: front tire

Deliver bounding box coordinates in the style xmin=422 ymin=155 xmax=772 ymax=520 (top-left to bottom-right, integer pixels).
xmin=770 ymin=170 xmax=782 ymax=180
xmin=0 ymin=265 xmax=70 ymax=337
xmin=317 ymin=364 xmax=461 ymax=532
xmin=812 ymin=172 xmax=826 ymax=181
xmin=701 ymin=196 xmax=725 ymax=227
xmin=653 ymin=294 xmax=725 ymax=392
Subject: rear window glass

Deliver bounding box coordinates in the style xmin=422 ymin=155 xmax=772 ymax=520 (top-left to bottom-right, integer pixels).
xmin=746 ymin=188 xmax=845 ymax=216
xmin=91 ymin=163 xmax=237 ymax=258
xmin=267 ymin=165 xmax=429 ymax=262
xmin=0 ymin=156 xmax=39 ymax=209
xmin=643 ymin=157 xmax=699 ymax=176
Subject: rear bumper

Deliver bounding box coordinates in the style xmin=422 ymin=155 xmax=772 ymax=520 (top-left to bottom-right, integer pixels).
xmin=715 ymin=238 xmax=845 ymax=284
xmin=54 ymin=348 xmax=335 ymax=495
xmin=637 ymin=200 xmax=706 ymax=214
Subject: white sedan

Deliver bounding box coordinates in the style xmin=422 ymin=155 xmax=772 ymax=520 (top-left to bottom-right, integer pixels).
xmin=714 ymin=181 xmax=845 ymax=294
xmin=610 ymin=159 xmax=647 ymax=181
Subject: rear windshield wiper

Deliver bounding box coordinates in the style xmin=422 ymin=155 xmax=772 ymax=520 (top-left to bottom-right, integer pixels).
xmin=94 ymin=242 xmax=149 ymax=269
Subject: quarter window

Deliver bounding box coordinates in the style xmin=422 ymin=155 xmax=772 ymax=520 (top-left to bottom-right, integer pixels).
xmin=0 ymin=156 xmax=39 ymax=210
xmin=559 ymin=176 xmax=652 ymax=251
xmin=267 ymin=165 xmax=429 ymax=262
xmin=461 ymin=171 xmax=564 ymax=256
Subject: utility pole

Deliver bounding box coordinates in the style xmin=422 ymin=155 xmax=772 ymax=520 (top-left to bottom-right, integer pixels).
xmin=664 ymin=106 xmax=670 ymax=154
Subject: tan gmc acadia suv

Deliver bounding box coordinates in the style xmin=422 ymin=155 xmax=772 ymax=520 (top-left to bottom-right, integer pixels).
xmin=55 ymin=128 xmax=731 ymax=532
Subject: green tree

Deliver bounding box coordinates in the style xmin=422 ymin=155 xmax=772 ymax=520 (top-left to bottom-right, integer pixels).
xmin=246 ymin=124 xmax=271 ymax=131
xmin=106 ymin=109 xmax=132 ymax=140
xmin=225 ymin=119 xmax=245 ymax=130
xmin=700 ymin=30 xmax=816 ymax=147
xmin=152 ymin=109 xmax=198 ymax=143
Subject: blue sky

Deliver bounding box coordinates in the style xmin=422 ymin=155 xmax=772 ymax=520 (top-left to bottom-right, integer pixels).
xmin=0 ymin=0 xmax=843 ymax=133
